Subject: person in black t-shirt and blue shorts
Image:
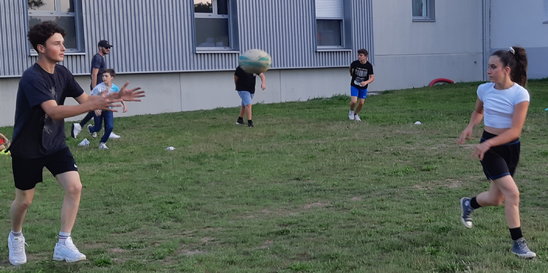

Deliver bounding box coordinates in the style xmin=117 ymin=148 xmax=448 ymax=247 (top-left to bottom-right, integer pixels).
xmin=348 ymin=49 xmax=375 ymax=121
xmin=7 ymin=21 xmax=144 ymax=266
xmin=234 ymin=66 xmax=266 ymax=128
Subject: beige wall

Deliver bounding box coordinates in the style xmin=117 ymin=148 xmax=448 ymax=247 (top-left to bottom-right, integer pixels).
xmin=0 ymin=68 xmax=349 ymax=127
xmin=371 ymin=0 xmax=485 ymax=90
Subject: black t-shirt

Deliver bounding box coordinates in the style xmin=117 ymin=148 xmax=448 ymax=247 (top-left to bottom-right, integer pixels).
xmin=10 ymin=64 xmax=84 ymax=158
xmin=90 ymin=53 xmax=106 ymax=89
xmin=350 ymin=60 xmax=374 ymax=89
xmin=234 ymin=66 xmax=257 ymax=93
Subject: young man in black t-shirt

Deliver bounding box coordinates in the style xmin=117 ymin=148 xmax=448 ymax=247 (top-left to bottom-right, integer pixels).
xmin=348 ymin=49 xmax=375 ymax=121
xmin=234 ymin=66 xmax=266 ymax=127
xmin=7 ymin=21 xmax=144 ymax=266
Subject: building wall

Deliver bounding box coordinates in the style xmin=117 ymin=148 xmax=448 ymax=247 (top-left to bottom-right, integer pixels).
xmin=0 ymin=68 xmax=348 ymax=127
xmin=370 ymin=0 xmax=484 ymax=91
xmin=1 ymin=0 xmax=374 ymax=77
xmin=489 ymin=0 xmax=548 ymax=79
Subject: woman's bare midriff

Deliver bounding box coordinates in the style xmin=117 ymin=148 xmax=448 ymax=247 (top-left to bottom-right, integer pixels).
xmin=484 ymin=126 xmax=509 ymax=136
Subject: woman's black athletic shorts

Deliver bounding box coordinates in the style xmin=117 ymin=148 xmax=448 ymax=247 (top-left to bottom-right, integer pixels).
xmin=480 ymin=131 xmax=520 ymax=180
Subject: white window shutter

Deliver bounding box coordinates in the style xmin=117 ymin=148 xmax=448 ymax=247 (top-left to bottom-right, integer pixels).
xmin=315 ymin=0 xmax=343 ymax=18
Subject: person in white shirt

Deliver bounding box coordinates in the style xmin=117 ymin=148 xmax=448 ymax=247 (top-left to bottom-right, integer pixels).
xmin=457 ymin=46 xmax=535 ymax=259
xmin=87 ymin=69 xmax=127 ymax=149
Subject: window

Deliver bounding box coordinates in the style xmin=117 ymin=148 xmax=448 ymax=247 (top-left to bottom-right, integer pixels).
xmin=412 ymin=0 xmax=435 ymax=22
xmin=315 ymin=0 xmax=351 ymax=49
xmin=194 ymin=0 xmax=238 ymax=50
xmin=27 ymin=0 xmax=84 ymax=53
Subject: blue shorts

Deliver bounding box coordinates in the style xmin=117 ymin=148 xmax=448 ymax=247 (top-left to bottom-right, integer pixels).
xmin=350 ymin=86 xmax=368 ymax=99
xmin=237 ymin=91 xmax=254 ymax=106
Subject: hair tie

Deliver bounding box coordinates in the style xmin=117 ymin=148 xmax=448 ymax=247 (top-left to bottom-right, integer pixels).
xmin=508 ymin=47 xmax=515 ymax=55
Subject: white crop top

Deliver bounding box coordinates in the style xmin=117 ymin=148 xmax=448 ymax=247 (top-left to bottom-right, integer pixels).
xmin=477 ymin=82 xmax=530 ymax=128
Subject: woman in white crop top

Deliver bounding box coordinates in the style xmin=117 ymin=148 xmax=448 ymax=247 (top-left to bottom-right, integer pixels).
xmin=456 ymin=46 xmax=536 ymax=258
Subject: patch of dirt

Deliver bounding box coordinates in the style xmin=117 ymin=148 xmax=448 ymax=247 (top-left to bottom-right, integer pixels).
xmin=303 ymin=202 xmax=330 ymax=209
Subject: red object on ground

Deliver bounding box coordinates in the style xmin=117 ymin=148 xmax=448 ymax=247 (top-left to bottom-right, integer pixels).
xmin=428 ymin=78 xmax=454 ymax=87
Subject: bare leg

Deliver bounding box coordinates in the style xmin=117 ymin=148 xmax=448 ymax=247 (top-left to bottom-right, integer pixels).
xmin=476 ymin=176 xmax=520 ymax=228
xmin=239 ymin=106 xmax=245 ymax=119
xmin=10 ymin=189 xmax=36 ymax=232
xmin=349 ymin=96 xmax=357 ymax=111
xmin=354 ymin=99 xmax=366 ymax=115
xmin=245 ymin=104 xmax=253 ymax=121
xmin=56 ymin=171 xmax=82 ymax=233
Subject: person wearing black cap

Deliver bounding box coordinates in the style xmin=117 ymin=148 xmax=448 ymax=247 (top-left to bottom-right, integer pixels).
xmin=71 ymin=40 xmax=113 ymax=138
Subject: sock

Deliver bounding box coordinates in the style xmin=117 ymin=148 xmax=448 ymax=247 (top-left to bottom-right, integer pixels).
xmin=248 ymin=120 xmax=253 ymax=125
xmin=470 ymin=197 xmax=481 ymax=209
xmin=10 ymin=231 xmax=22 ymax=237
xmin=237 ymin=117 xmax=243 ymax=123
xmin=509 ymin=227 xmax=523 ymax=241
xmin=58 ymin=232 xmax=71 ymax=244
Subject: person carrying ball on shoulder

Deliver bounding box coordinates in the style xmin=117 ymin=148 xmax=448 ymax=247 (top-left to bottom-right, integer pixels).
xmin=234 ymin=65 xmax=266 ymax=128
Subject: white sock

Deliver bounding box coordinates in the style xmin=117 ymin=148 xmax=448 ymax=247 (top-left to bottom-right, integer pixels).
xmin=58 ymin=232 xmax=71 ymax=244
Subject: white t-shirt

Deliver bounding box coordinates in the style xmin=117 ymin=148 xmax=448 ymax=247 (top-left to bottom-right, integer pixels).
xmin=91 ymin=82 xmax=120 ymax=96
xmin=477 ymin=82 xmax=530 ymax=128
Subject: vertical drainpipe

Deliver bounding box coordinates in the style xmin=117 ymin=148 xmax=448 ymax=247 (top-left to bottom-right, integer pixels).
xmin=482 ymin=0 xmax=491 ymax=81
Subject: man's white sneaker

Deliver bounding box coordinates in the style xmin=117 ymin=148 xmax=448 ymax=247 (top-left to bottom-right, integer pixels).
xmin=71 ymin=123 xmax=82 ymax=138
xmin=8 ymin=233 xmax=27 ymax=266
xmin=99 ymin=142 xmax=109 ymax=150
xmin=354 ymin=114 xmax=362 ymax=121
xmin=109 ymin=132 xmax=121 ymax=139
xmin=348 ymin=110 xmax=355 ymax=120
xmin=53 ymin=237 xmax=86 ymax=263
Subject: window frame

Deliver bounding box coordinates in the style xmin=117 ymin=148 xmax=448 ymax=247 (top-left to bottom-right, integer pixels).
xmin=27 ymin=0 xmax=84 ymax=55
xmin=193 ymin=0 xmax=238 ymax=52
xmin=314 ymin=0 xmax=352 ymax=50
xmin=412 ymin=0 xmax=435 ymax=22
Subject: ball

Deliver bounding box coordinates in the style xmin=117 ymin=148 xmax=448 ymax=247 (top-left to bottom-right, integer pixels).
xmin=239 ymin=49 xmax=272 ymax=74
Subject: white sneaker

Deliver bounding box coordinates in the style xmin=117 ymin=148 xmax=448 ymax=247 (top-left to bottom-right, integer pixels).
xmin=109 ymin=132 xmax=121 ymax=139
xmin=71 ymin=123 xmax=82 ymax=139
xmin=53 ymin=237 xmax=86 ymax=263
xmin=354 ymin=114 xmax=361 ymax=121
xmin=99 ymin=142 xmax=109 ymax=150
xmin=8 ymin=233 xmax=27 ymax=266
xmin=348 ymin=110 xmax=355 ymax=120
xmin=87 ymin=124 xmax=97 ymax=138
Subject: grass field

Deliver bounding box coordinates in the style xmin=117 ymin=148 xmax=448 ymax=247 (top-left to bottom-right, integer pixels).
xmin=0 ymin=80 xmax=546 ymax=273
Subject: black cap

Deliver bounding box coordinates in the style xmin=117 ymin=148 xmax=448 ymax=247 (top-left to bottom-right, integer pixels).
xmin=98 ymin=40 xmax=112 ymax=48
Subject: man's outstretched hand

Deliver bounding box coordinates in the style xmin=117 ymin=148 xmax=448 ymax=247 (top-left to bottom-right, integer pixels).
xmin=110 ymin=82 xmax=146 ymax=102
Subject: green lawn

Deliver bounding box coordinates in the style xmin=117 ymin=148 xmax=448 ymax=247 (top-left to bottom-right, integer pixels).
xmin=0 ymin=80 xmax=547 ymax=273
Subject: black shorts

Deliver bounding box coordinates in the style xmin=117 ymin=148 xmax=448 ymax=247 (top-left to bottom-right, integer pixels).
xmin=480 ymin=131 xmax=520 ymax=180
xmin=11 ymin=147 xmax=78 ymax=190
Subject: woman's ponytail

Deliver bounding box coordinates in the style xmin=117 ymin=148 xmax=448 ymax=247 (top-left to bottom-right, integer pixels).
xmin=491 ymin=46 xmax=528 ymax=87
xmin=510 ymin=46 xmax=528 ymax=87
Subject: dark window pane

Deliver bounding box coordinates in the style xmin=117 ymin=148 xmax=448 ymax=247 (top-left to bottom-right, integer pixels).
xmin=412 ymin=0 xmax=425 ymax=17
xmin=28 ymin=0 xmax=54 ymax=11
xmin=195 ymin=0 xmax=212 ymax=13
xmin=29 ymin=16 xmax=77 ymax=49
xmin=195 ymin=18 xmax=229 ymax=47
xmin=218 ymin=0 xmax=228 ymax=15
xmin=317 ymin=20 xmax=342 ymax=46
